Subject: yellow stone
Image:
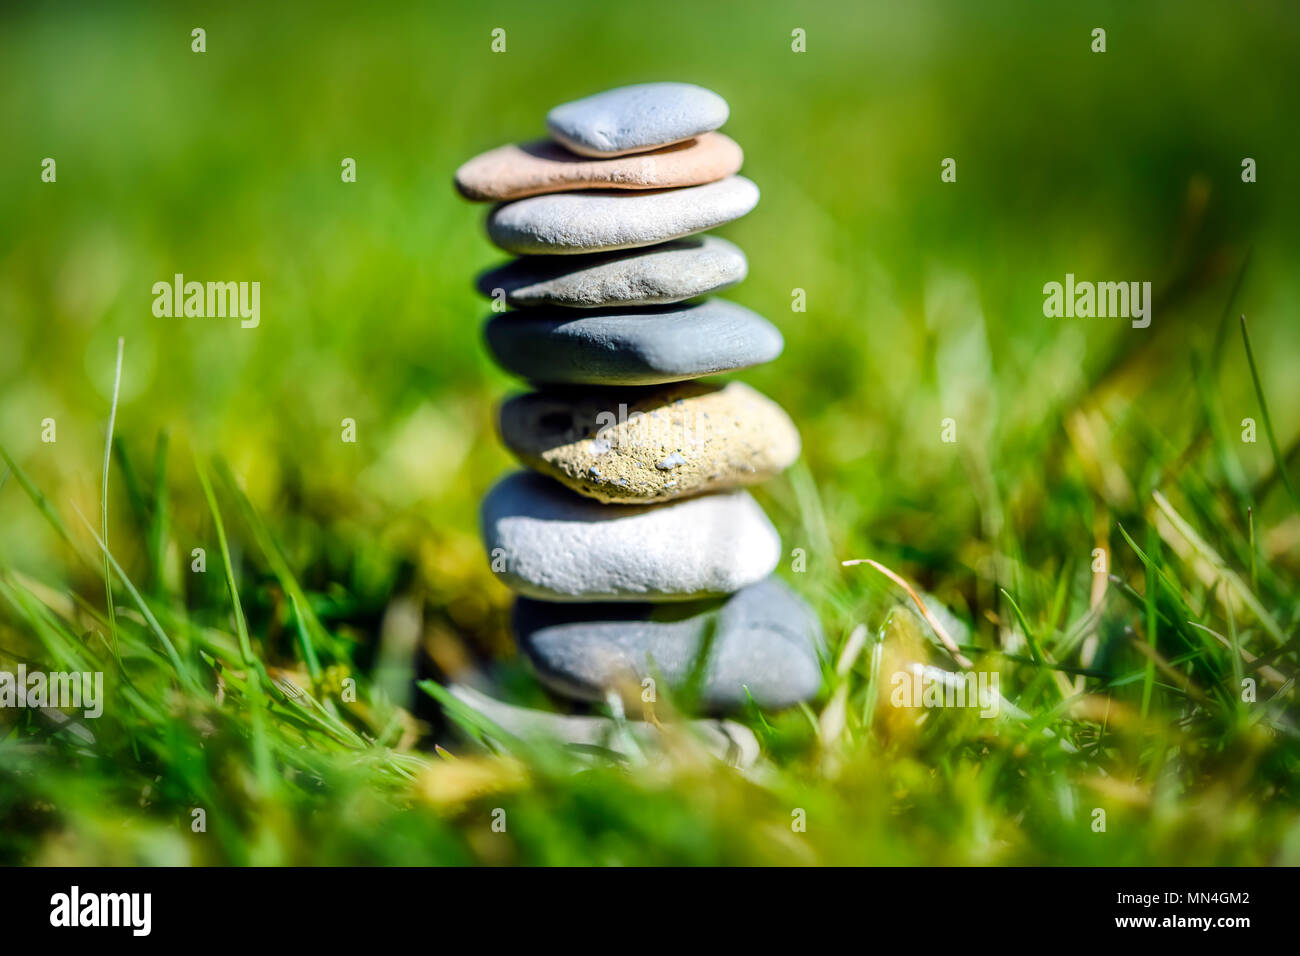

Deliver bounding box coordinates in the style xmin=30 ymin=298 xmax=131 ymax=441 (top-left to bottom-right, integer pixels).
xmin=499 ymin=381 xmax=800 ymax=504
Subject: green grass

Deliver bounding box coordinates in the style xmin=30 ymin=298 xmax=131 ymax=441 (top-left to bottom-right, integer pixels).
xmin=1 ymin=0 xmax=1299 ymax=865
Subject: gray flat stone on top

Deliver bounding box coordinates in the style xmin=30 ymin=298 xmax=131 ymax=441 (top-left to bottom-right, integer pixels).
xmin=484 ymin=298 xmax=782 ymax=386
xmin=546 ymin=82 xmax=729 ymax=157
xmin=476 ymin=236 xmax=748 ymax=309
xmin=485 ymin=176 xmax=759 ymax=255
xmin=514 ymin=576 xmax=824 ymax=711
xmin=480 ymin=471 xmax=780 ymax=602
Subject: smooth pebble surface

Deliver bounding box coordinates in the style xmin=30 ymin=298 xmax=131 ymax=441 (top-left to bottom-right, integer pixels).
xmin=485 ymin=298 xmax=782 ymax=386
xmin=546 ymin=82 xmax=730 ymax=157
xmin=485 ymin=175 xmax=759 ymax=255
xmin=480 ymin=471 xmax=780 ymax=602
xmin=514 ymin=577 xmax=824 ymax=710
xmin=455 ymin=132 xmax=742 ymax=202
xmin=499 ymin=381 xmax=801 ymax=503
xmin=476 ymin=236 xmax=747 ymax=309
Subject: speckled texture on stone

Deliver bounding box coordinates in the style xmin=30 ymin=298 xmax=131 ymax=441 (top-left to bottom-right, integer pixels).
xmin=499 ymin=381 xmax=800 ymax=503
xmin=514 ymin=577 xmax=824 ymax=710
xmin=485 ymin=298 xmax=782 ymax=386
xmin=477 ymin=236 xmax=747 ymax=309
xmin=455 ymin=132 xmax=742 ymax=202
xmin=480 ymin=471 xmax=780 ymax=602
xmin=546 ymin=82 xmax=729 ymax=157
xmin=486 ymin=175 xmax=759 ymax=255
xmin=448 ymin=683 xmax=760 ymax=767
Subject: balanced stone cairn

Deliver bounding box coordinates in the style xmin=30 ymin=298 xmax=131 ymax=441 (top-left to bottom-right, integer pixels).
xmin=455 ymin=82 xmax=823 ymax=717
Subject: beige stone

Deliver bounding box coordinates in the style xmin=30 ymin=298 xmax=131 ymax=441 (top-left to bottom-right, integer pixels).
xmin=454 ymin=132 xmax=743 ymax=202
xmin=499 ymin=381 xmax=800 ymax=504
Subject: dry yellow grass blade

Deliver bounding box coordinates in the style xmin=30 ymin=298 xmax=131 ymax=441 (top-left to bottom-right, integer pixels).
xmin=417 ymin=755 xmax=529 ymax=810
xmin=1151 ymin=489 xmax=1284 ymax=644
xmin=842 ymin=558 xmax=974 ymax=669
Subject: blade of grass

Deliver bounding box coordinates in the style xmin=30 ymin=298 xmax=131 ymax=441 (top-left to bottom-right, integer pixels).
xmin=1151 ymin=490 xmax=1283 ymax=643
xmin=1247 ymin=506 xmax=1257 ymax=593
xmin=1000 ymin=588 xmax=1069 ymax=702
xmin=0 ymin=578 xmax=91 ymax=673
xmin=0 ymin=445 xmax=77 ymax=554
xmin=1140 ymin=526 xmax=1159 ymax=720
xmin=843 ymin=557 xmax=973 ymax=668
xmin=148 ymin=431 xmax=171 ymax=597
xmin=1187 ymin=622 xmax=1289 ymax=689
xmin=193 ymin=452 xmax=274 ymax=794
xmin=862 ymin=627 xmax=884 ymax=729
xmin=287 ymin=592 xmax=323 ymax=681
xmin=101 ymin=337 xmax=124 ymax=655
xmin=1240 ymin=314 xmax=1299 ymax=513
xmin=1191 ymin=352 xmax=1250 ymax=505
xmin=194 ymin=456 xmax=255 ymax=668
xmin=111 ymin=437 xmax=149 ymax=540
xmin=420 ymin=680 xmax=573 ymax=776
xmin=1000 ymin=588 xmax=1045 ymax=666
xmin=69 ymin=503 xmax=193 ymax=689
xmin=1211 ymin=246 xmax=1253 ymax=370
xmin=1225 ymin=600 xmax=1243 ymax=714
xmin=219 ymin=461 xmax=335 ymax=674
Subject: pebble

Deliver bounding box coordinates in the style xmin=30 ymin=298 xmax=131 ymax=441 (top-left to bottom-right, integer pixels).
xmin=476 ymin=236 xmax=747 ymax=309
xmin=514 ymin=577 xmax=823 ymax=710
xmin=546 ymin=82 xmax=729 ymax=157
xmin=485 ymin=298 xmax=782 ymax=386
xmin=455 ymin=132 xmax=742 ymax=202
xmin=485 ymin=176 xmax=759 ymax=255
xmin=480 ymin=471 xmax=779 ymax=601
xmin=447 ymin=683 xmax=759 ymax=767
xmin=499 ymin=381 xmax=800 ymax=503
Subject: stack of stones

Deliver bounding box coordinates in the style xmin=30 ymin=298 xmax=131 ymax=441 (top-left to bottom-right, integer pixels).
xmin=455 ymin=82 xmax=822 ymax=715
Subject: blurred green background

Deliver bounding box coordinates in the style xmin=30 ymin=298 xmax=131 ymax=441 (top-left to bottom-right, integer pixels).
xmin=1 ymin=0 xmax=1298 ymax=865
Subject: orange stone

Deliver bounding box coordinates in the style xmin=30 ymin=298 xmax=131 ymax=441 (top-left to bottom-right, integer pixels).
xmin=454 ymin=132 xmax=743 ymax=202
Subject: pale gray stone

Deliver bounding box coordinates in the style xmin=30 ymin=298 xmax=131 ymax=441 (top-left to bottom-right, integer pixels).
xmin=486 ymin=176 xmax=759 ymax=255
xmin=477 ymin=236 xmax=747 ymax=309
xmin=480 ymin=471 xmax=780 ymax=602
xmin=546 ymin=82 xmax=729 ymax=157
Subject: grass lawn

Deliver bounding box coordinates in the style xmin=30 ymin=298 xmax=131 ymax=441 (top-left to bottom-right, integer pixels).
xmin=1 ymin=0 xmax=1298 ymax=865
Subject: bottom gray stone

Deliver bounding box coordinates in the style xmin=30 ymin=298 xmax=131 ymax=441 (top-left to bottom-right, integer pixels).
xmin=513 ymin=576 xmax=824 ymax=711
